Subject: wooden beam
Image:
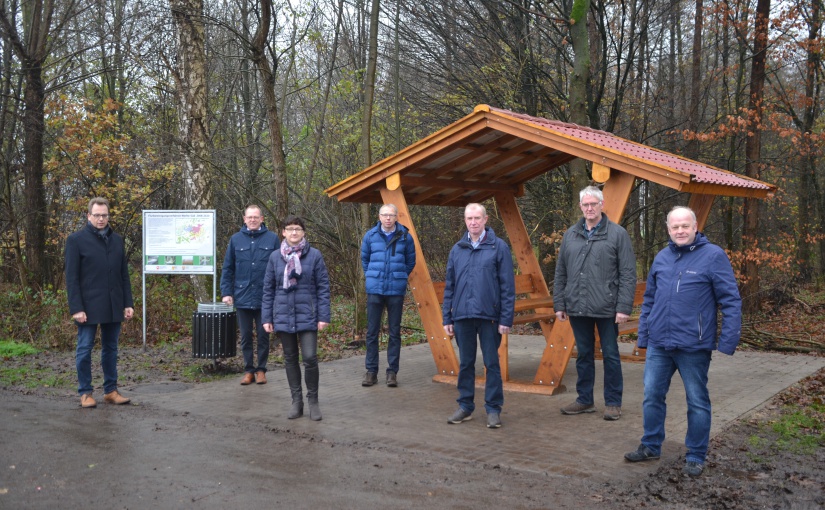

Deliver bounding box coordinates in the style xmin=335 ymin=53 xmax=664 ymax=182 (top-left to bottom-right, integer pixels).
xmin=680 ymin=182 xmax=773 ymax=199
xmin=379 ymin=186 xmax=459 ymax=377
xmin=601 ymin=170 xmax=636 ymax=222
xmin=401 ymin=176 xmax=521 ymax=193
xmin=688 ymin=193 xmax=714 ymax=230
xmin=495 ymin=192 xmax=566 ymax=391
xmin=592 ymin=163 xmax=610 ymax=183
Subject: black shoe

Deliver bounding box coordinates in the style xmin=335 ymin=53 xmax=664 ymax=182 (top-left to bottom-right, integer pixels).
xmin=362 ymin=372 xmax=377 ymax=387
xmin=386 ymin=371 xmax=398 ymax=387
xmin=447 ymin=408 xmax=473 ymax=424
xmin=624 ymin=444 xmax=660 ymax=462
xmin=486 ymin=412 xmax=502 ymax=428
xmin=682 ymin=461 xmax=704 ymax=476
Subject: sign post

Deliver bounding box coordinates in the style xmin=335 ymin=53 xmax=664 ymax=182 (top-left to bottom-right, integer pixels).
xmin=141 ymin=210 xmax=216 ymax=348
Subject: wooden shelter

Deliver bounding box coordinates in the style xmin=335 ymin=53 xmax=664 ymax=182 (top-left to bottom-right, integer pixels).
xmin=326 ymin=105 xmax=776 ymax=395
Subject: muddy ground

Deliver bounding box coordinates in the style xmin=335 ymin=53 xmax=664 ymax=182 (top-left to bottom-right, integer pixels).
xmin=1 ymin=344 xmax=823 ymax=509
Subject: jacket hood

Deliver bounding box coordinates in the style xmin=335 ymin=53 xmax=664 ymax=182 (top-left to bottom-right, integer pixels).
xmin=240 ymin=223 xmax=270 ymax=237
xmin=667 ymin=231 xmax=710 ymax=253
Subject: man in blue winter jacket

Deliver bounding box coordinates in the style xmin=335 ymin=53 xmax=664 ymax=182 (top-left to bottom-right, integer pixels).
xmin=442 ymin=203 xmax=515 ymax=429
xmin=360 ymin=204 xmax=416 ymax=387
xmin=220 ymin=205 xmax=279 ymax=385
xmin=624 ymin=206 xmax=742 ymax=477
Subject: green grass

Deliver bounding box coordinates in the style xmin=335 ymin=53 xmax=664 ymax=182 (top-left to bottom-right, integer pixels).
xmin=0 ymin=340 xmax=39 ymax=357
xmin=0 ymin=366 xmax=71 ymax=389
xmin=766 ymin=404 xmax=825 ymax=455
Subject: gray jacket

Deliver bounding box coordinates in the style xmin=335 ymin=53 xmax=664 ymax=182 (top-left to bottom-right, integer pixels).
xmin=553 ymin=213 xmax=636 ymax=318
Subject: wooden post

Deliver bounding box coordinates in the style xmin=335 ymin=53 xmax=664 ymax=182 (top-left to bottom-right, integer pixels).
xmin=496 ymin=192 xmax=567 ymax=393
xmin=380 ymin=185 xmax=459 ymax=376
xmin=688 ymin=193 xmax=714 ymax=230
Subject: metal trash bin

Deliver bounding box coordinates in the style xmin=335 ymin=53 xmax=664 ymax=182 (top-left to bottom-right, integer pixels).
xmin=192 ymin=303 xmax=237 ymax=359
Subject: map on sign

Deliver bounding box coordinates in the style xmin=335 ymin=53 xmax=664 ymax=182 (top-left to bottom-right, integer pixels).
xmin=143 ymin=211 xmax=215 ymax=274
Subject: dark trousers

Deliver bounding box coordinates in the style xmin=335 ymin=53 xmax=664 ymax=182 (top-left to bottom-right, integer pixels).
xmin=279 ymin=331 xmax=319 ymax=402
xmin=453 ymin=318 xmax=503 ymax=414
xmin=237 ymin=308 xmax=270 ymax=373
xmin=365 ymin=294 xmax=404 ymax=374
xmin=569 ymin=316 xmax=623 ymax=407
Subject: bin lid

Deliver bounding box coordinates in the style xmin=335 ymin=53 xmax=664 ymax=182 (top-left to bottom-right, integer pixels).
xmin=197 ymin=302 xmax=234 ymax=313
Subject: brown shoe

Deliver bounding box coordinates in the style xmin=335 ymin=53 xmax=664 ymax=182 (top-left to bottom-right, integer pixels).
xmin=560 ymin=401 xmax=596 ymax=415
xmin=80 ymin=394 xmax=97 ymax=408
xmin=604 ymin=406 xmax=622 ymax=421
xmin=255 ymin=371 xmax=267 ymax=384
xmin=240 ymin=372 xmax=255 ymax=385
xmin=103 ymin=390 xmax=131 ymax=405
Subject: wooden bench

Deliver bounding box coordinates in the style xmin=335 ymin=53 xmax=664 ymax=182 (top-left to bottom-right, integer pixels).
xmin=433 ymin=275 xmax=647 ymax=383
xmin=433 ymin=273 xmax=553 ymax=382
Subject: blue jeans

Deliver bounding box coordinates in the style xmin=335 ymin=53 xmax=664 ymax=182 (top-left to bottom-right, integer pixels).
xmin=237 ymin=308 xmax=270 ymax=373
xmin=453 ymin=319 xmax=503 ymax=414
xmin=641 ymin=345 xmax=713 ymax=464
xmin=76 ymin=322 xmax=122 ymax=395
xmin=569 ymin=316 xmax=623 ymax=407
xmin=365 ymin=294 xmax=404 ymax=374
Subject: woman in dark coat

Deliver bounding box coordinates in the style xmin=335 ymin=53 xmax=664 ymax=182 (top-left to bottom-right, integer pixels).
xmin=262 ymin=215 xmax=331 ymax=421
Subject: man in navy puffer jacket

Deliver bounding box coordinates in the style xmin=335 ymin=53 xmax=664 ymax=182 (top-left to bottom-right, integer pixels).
xmin=624 ymin=206 xmax=742 ymax=477
xmin=360 ymin=204 xmax=416 ymax=387
xmin=220 ymin=205 xmax=279 ymax=385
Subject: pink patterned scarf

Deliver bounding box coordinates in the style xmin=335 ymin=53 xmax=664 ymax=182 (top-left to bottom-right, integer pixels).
xmin=280 ymin=238 xmax=306 ymax=291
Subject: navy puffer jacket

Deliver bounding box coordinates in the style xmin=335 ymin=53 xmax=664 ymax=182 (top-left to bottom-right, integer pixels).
xmin=637 ymin=233 xmax=742 ymax=355
xmin=360 ymin=222 xmax=416 ymax=296
xmin=442 ymin=227 xmax=515 ymax=327
xmin=220 ymin=225 xmax=279 ymax=309
xmin=261 ymin=241 xmax=331 ymax=333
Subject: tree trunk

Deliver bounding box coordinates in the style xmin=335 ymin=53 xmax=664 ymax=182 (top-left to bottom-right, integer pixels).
xmin=685 ymin=0 xmax=703 ymax=159
xmin=170 ymin=0 xmax=212 ymax=302
xmin=251 ymin=0 xmax=288 ymax=226
xmin=568 ymin=0 xmax=591 ymax=220
xmin=741 ymin=0 xmax=771 ymax=313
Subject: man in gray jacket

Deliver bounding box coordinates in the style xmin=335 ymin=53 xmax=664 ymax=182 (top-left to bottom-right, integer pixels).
xmin=554 ymin=186 xmax=636 ymax=421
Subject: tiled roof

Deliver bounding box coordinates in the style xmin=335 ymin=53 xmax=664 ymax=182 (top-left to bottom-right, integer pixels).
xmin=492 ymin=107 xmax=772 ymax=191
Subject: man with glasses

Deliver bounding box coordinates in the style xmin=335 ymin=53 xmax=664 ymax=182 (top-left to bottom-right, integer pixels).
xmin=554 ymin=186 xmax=637 ymax=421
xmin=360 ymin=204 xmax=416 ymax=387
xmin=221 ymin=205 xmax=279 ymax=385
xmin=65 ymin=197 xmax=134 ymax=408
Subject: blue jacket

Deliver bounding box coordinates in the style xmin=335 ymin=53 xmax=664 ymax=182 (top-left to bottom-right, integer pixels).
xmin=261 ymin=242 xmax=331 ymax=333
xmin=220 ymin=225 xmax=279 ymax=309
xmin=442 ymin=227 xmax=515 ymax=327
xmin=361 ymin=221 xmax=416 ymax=296
xmin=637 ymin=233 xmax=742 ymax=355
xmin=65 ymin=222 xmax=134 ymax=325
xmin=553 ymin=213 xmax=637 ymax=318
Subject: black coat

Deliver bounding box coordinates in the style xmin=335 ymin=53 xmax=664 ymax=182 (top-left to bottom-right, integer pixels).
xmin=65 ymin=222 xmax=134 ymax=324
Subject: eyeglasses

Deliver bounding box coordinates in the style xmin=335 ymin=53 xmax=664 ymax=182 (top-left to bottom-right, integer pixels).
xmin=284 ymin=227 xmax=304 ymax=233
xmin=245 ymin=215 xmax=261 ymax=220
xmin=580 ymin=202 xmax=601 ymax=209
xmin=91 ymin=214 xmax=109 ymax=219
xmin=379 ymin=213 xmax=397 ymax=218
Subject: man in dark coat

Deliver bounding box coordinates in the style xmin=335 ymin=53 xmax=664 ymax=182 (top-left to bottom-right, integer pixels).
xmin=65 ymin=197 xmax=134 ymax=408
xmin=554 ymin=186 xmax=637 ymax=421
xmin=442 ymin=203 xmax=515 ymax=429
xmin=220 ymin=205 xmax=279 ymax=385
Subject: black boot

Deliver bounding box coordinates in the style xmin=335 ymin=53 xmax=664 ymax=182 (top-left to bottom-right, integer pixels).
xmin=285 ymin=362 xmax=304 ymax=419
xmin=306 ymin=361 xmax=321 ymax=421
